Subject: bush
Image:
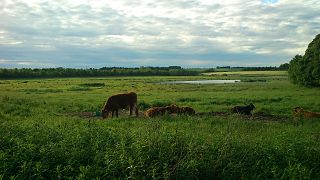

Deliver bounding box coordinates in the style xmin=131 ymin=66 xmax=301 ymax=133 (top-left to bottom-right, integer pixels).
xmin=288 ymin=34 xmax=320 ymax=87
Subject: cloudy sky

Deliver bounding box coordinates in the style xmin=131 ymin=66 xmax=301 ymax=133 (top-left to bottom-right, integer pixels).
xmin=0 ymin=0 xmax=319 ymax=68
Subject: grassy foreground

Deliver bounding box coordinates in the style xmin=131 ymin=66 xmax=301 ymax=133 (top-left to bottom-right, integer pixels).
xmin=1 ymin=72 xmax=320 ymax=179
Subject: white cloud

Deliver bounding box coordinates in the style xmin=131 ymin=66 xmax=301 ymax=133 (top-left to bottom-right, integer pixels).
xmin=0 ymin=0 xmax=319 ymax=68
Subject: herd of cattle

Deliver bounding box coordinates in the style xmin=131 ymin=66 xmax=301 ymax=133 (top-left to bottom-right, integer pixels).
xmin=101 ymin=92 xmax=320 ymax=119
xmin=101 ymin=92 xmax=198 ymax=118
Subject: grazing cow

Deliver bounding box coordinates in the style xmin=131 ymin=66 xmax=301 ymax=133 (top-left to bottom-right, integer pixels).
xmin=293 ymin=107 xmax=320 ymax=118
xmin=101 ymin=92 xmax=138 ymax=118
xmin=231 ymin=103 xmax=255 ymax=115
xmin=178 ymin=106 xmax=196 ymax=115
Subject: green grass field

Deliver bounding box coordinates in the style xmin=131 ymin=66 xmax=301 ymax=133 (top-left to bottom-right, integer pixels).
xmin=1 ymin=71 xmax=320 ymax=179
xmin=203 ymin=70 xmax=288 ymax=76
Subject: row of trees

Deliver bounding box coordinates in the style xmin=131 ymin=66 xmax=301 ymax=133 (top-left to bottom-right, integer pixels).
xmin=215 ymin=66 xmax=289 ymax=71
xmin=288 ymin=34 xmax=320 ymax=87
xmin=0 ymin=67 xmax=198 ymax=79
xmin=0 ymin=65 xmax=291 ymax=79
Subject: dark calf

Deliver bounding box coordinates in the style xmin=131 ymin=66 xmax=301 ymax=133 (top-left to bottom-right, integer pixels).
xmin=231 ymin=103 xmax=255 ymax=115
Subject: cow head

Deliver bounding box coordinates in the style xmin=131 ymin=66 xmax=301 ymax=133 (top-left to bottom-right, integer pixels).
xmin=249 ymin=103 xmax=256 ymax=110
xmin=101 ymin=108 xmax=109 ymax=119
xmin=167 ymin=104 xmax=180 ymax=113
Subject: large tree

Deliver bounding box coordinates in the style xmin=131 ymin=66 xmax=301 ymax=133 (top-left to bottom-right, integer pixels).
xmin=288 ymin=34 xmax=320 ymax=87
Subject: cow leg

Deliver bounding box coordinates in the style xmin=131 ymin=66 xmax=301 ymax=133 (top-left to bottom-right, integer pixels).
xmin=116 ymin=110 xmax=119 ymax=117
xmin=129 ymin=105 xmax=133 ymax=116
xmin=135 ymin=106 xmax=138 ymax=117
xmin=105 ymin=111 xmax=109 ymax=118
xmin=111 ymin=111 xmax=114 ymax=118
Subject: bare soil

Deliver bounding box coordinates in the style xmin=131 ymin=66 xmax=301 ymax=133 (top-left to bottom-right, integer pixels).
xmin=65 ymin=110 xmax=289 ymax=121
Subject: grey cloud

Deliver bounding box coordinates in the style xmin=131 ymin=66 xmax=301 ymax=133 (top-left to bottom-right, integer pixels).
xmin=0 ymin=0 xmax=319 ymax=68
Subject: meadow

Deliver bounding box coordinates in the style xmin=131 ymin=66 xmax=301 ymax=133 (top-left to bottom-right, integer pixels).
xmin=1 ymin=71 xmax=320 ymax=179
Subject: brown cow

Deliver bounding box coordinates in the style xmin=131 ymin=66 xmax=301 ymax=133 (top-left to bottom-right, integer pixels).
xmin=145 ymin=107 xmax=168 ymax=117
xmin=145 ymin=104 xmax=178 ymax=118
xmin=101 ymin=92 xmax=138 ymax=118
xmin=293 ymin=107 xmax=320 ymax=118
xmin=178 ymin=106 xmax=196 ymax=115
xmin=167 ymin=104 xmax=180 ymax=113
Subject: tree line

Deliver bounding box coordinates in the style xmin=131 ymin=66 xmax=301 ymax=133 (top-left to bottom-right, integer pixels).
xmin=0 ymin=66 xmax=198 ymax=79
xmin=215 ymin=65 xmax=288 ymax=71
xmin=0 ymin=65 xmax=290 ymax=79
xmin=288 ymin=34 xmax=320 ymax=87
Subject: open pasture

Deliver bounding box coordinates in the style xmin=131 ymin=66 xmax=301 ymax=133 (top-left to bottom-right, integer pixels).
xmin=1 ymin=71 xmax=320 ymax=179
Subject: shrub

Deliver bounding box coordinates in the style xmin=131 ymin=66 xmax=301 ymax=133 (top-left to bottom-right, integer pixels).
xmin=288 ymin=34 xmax=320 ymax=87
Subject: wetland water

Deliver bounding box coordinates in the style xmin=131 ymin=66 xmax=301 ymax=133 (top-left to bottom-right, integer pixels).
xmin=156 ymin=80 xmax=241 ymax=84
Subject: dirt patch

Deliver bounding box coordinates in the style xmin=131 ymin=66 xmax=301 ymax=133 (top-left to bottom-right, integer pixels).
xmin=250 ymin=112 xmax=288 ymax=121
xmin=197 ymin=111 xmax=288 ymax=121
xmin=65 ymin=110 xmax=146 ymax=119
xmin=65 ymin=110 xmax=289 ymax=122
xmin=197 ymin=112 xmax=230 ymax=116
xmin=65 ymin=112 xmax=98 ymax=119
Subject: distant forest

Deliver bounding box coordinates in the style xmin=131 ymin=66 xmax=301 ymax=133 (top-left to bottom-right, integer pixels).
xmin=0 ymin=66 xmax=197 ymax=78
xmin=0 ymin=65 xmax=288 ymax=79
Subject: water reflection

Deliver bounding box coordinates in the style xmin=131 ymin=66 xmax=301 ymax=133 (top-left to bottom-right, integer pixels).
xmin=157 ymin=80 xmax=241 ymax=84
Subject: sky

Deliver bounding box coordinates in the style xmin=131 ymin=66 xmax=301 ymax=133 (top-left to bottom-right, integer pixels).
xmin=0 ymin=0 xmax=319 ymax=68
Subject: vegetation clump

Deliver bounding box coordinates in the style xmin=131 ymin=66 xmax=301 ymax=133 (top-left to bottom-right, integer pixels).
xmin=289 ymin=34 xmax=320 ymax=87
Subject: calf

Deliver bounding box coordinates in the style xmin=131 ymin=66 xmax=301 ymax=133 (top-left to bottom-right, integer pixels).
xmin=145 ymin=104 xmax=179 ymax=118
xmin=231 ymin=103 xmax=255 ymax=115
xmin=293 ymin=107 xmax=320 ymax=118
xmin=145 ymin=106 xmax=170 ymax=117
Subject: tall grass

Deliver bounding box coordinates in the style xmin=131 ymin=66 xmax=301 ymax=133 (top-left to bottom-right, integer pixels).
xmin=1 ymin=114 xmax=319 ymax=179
